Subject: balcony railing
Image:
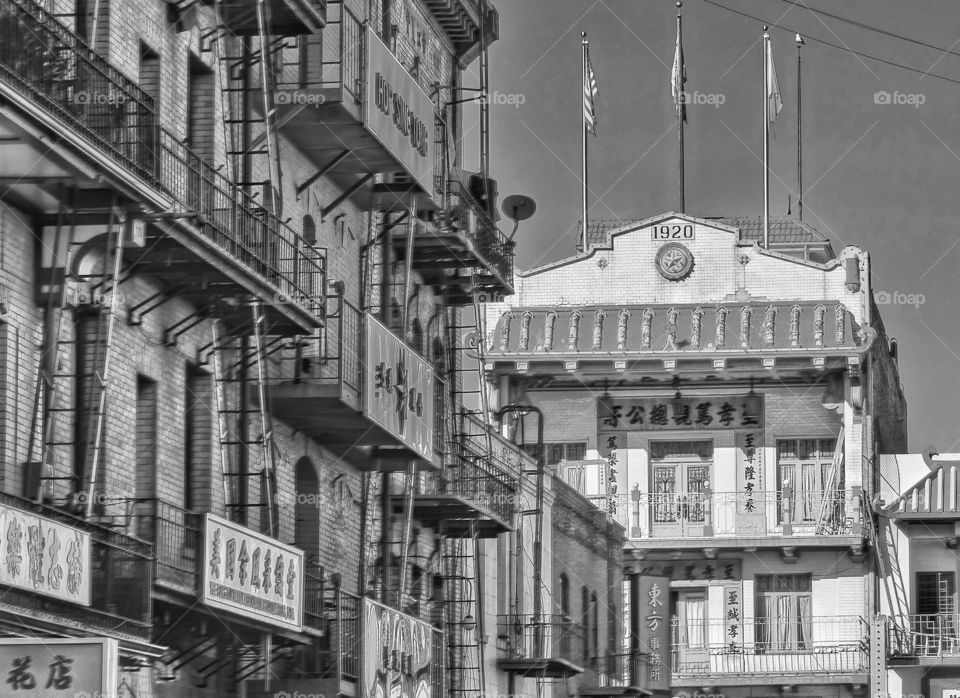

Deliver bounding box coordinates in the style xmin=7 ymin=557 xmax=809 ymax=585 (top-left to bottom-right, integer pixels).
xmin=594 ymin=652 xmax=650 ymax=691
xmin=457 ymin=411 xmax=532 ymax=481
xmin=418 ymin=452 xmax=517 ymax=524
xmin=0 ymin=492 xmax=153 ymax=641
xmin=134 ymin=499 xmax=201 ymax=592
xmin=288 ymin=296 xmax=363 ymax=399
xmin=318 ymin=586 xmax=361 ymax=682
xmin=444 ymin=180 xmax=514 ymax=287
xmin=671 ymin=616 xmax=868 ymax=678
xmin=0 ymin=0 xmax=325 ymax=320
xmin=497 ymin=614 xmax=585 ymax=665
xmin=609 ymin=489 xmax=861 ymax=539
xmin=886 ymin=614 xmax=960 ymax=658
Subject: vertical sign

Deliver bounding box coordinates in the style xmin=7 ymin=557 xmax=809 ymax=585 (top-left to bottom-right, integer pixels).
xmin=723 ymin=582 xmax=743 ymax=655
xmin=735 ymin=430 xmax=766 ymax=535
xmin=361 ymin=598 xmax=433 ymax=698
xmin=637 ymin=575 xmax=670 ymax=692
xmin=364 ymin=314 xmax=435 ymax=462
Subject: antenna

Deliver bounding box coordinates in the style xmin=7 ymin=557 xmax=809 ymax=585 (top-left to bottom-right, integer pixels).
xmin=501 ymin=194 xmax=537 ymax=240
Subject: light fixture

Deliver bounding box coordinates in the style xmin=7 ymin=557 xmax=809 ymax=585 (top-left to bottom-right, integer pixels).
xmin=671 ymin=375 xmax=684 ymax=412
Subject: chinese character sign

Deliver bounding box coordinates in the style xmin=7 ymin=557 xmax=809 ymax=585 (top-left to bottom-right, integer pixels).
xmin=202 ymin=514 xmax=304 ymax=632
xmin=723 ymin=583 xmax=743 ymax=655
xmin=0 ymin=504 xmax=91 ymax=607
xmin=365 ymin=315 xmax=435 ymax=462
xmin=636 ymin=575 xmax=670 ymax=692
xmin=361 ymin=599 xmax=433 ymax=698
xmin=635 ymin=561 xmax=741 ymax=584
xmin=598 ymin=395 xmax=763 ymax=432
xmin=0 ymin=638 xmax=118 ymax=697
xmin=735 ymin=431 xmax=766 ymax=534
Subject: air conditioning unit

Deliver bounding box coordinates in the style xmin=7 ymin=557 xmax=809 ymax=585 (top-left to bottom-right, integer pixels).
xmin=65 ymin=280 xmax=102 ymax=308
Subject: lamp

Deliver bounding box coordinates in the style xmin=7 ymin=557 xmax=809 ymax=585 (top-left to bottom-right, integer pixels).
xmin=671 ymin=375 xmax=684 ymax=413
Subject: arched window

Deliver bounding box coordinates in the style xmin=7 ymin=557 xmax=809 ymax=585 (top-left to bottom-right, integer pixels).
xmin=302 ymin=214 xmax=317 ymax=244
xmin=559 ymin=573 xmax=570 ymax=617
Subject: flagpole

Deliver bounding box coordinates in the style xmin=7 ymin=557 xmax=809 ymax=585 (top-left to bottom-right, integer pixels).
xmin=763 ymin=27 xmax=770 ymax=249
xmin=582 ymin=32 xmax=589 ymax=251
xmin=796 ymin=34 xmax=804 ymax=220
xmin=677 ymin=3 xmax=685 ymax=213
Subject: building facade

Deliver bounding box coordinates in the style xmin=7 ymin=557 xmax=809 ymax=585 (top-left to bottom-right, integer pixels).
xmin=0 ymin=1 xmax=622 ymax=696
xmin=484 ymin=213 xmax=908 ymax=698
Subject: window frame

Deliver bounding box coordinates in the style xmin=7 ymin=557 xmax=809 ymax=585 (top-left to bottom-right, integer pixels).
xmin=755 ymin=573 xmax=813 ymax=653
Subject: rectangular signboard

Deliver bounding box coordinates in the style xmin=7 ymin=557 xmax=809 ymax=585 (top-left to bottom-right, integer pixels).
xmin=636 ymin=575 xmax=671 ymax=693
xmin=599 ymin=394 xmax=764 ymax=432
xmin=364 ymin=26 xmax=435 ymax=193
xmin=361 ymin=598 xmax=434 ymax=698
xmin=202 ymin=514 xmax=304 ymax=632
xmin=364 ymin=314 xmax=435 ymax=462
xmin=0 ymin=637 xmax=118 ymax=697
xmin=0 ymin=503 xmax=91 ymax=606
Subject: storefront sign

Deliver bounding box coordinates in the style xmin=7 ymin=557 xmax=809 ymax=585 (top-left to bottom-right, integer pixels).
xmin=0 ymin=503 xmax=91 ymax=607
xmin=598 ymin=395 xmax=763 ymax=432
xmin=0 ymin=637 xmax=117 ymax=696
xmin=637 ymin=575 xmax=670 ymax=693
xmin=723 ymin=583 xmax=743 ymax=654
xmin=202 ymin=514 xmax=304 ymax=632
xmin=365 ymin=26 xmax=434 ymax=193
xmin=634 ymin=561 xmax=741 ymax=584
xmin=365 ymin=314 xmax=435 ymax=462
xmin=735 ymin=430 xmax=766 ymax=534
xmin=361 ymin=599 xmax=433 ymax=698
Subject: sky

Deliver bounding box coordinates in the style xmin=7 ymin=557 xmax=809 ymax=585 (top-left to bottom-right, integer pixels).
xmin=462 ymin=0 xmax=960 ymax=455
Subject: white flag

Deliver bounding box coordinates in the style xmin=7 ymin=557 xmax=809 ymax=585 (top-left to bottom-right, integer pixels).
xmin=766 ymin=36 xmax=783 ymax=123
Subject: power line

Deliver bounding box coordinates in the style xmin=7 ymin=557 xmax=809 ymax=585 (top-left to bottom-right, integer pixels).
xmin=769 ymin=0 xmax=960 ymax=60
xmin=701 ymin=0 xmax=960 ymax=87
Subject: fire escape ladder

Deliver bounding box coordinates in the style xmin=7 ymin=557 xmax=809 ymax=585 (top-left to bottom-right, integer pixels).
xmin=210 ymin=318 xmax=239 ymax=514
xmin=250 ymin=299 xmax=281 ymax=537
xmin=80 ymin=201 xmax=125 ymax=518
xmin=815 ymin=426 xmax=846 ymax=534
xmin=28 ymin=196 xmax=80 ymax=504
xmin=443 ymin=529 xmax=485 ymax=698
xmin=867 ymin=503 xmax=912 ymax=655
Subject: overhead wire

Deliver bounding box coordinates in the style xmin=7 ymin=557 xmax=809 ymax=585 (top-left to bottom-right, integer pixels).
xmin=701 ymin=0 xmax=960 ymax=87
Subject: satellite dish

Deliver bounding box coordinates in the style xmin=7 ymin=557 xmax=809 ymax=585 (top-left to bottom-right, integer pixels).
xmin=501 ymin=194 xmax=536 ymax=240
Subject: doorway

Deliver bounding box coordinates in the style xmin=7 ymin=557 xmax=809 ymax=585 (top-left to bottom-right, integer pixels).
xmin=650 ymin=440 xmax=713 ymax=536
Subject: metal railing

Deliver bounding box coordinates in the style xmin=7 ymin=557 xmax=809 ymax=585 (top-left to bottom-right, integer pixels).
xmin=133 ymin=499 xmax=201 ymax=591
xmin=313 ymin=2 xmax=363 ymax=103
xmin=671 ymin=616 xmax=868 ymax=677
xmin=457 ymin=410 xmax=532 ymax=481
xmin=444 ymin=180 xmax=514 ymax=287
xmin=886 ymin=614 xmax=960 ymax=658
xmin=0 ymin=0 xmax=326 ymax=320
xmin=420 ymin=453 xmax=517 ymax=524
xmin=0 ymin=0 xmax=157 ymax=181
xmin=290 ymin=296 xmax=363 ymax=397
xmin=496 ymin=614 xmax=584 ymax=664
xmin=608 ymin=489 xmax=860 ymax=539
xmin=594 ymin=652 xmax=650 ymax=690
xmin=303 ymin=559 xmax=324 ymax=633
xmin=0 ymin=492 xmax=153 ymax=640
xmin=318 ymin=586 xmax=361 ymax=681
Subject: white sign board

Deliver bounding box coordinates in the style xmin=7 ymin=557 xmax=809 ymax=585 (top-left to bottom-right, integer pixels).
xmin=0 ymin=503 xmax=91 ymax=606
xmin=364 ymin=314 xmax=435 ymax=462
xmin=0 ymin=637 xmax=118 ymax=697
xmin=365 ymin=26 xmax=435 ymax=193
xmin=202 ymin=514 xmax=304 ymax=632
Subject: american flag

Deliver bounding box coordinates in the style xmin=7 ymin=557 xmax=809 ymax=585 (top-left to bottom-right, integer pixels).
xmin=671 ymin=21 xmax=686 ymax=123
xmin=584 ymin=44 xmax=598 ymax=135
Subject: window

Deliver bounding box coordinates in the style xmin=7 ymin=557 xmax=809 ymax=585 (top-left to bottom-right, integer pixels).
xmin=777 ymin=438 xmax=838 ymax=522
xmin=559 ymin=573 xmax=570 ymax=617
xmin=135 ymin=376 xmax=158 ymax=539
xmin=188 ymin=55 xmax=214 ymax=160
xmin=522 ymin=442 xmax=586 ymax=466
xmin=917 ymin=572 xmax=955 ymax=615
xmin=756 ymin=574 xmax=812 ymax=651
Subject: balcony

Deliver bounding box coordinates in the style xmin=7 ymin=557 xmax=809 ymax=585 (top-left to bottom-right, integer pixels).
xmin=137 ymin=500 xmax=325 ymax=635
xmin=584 ymin=653 xmax=651 ymax=696
xmin=275 ymin=5 xmax=436 ymax=200
xmin=0 ymin=492 xmax=153 ymax=645
xmin=496 ymin=614 xmax=585 ymax=678
xmin=0 ymin=0 xmax=325 ymax=334
xmin=219 ymin=0 xmax=326 ymax=36
xmin=671 ymin=616 xmax=868 ymax=685
xmin=270 ymin=297 xmax=440 ymax=471
xmin=609 ymin=488 xmax=863 ymax=551
xmin=397 ymin=452 xmax=517 ymax=537
xmin=421 ymin=0 xmax=498 ymax=59
xmin=393 ymin=181 xmax=515 ymax=303
xmin=886 ymin=614 xmax=960 ymax=665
